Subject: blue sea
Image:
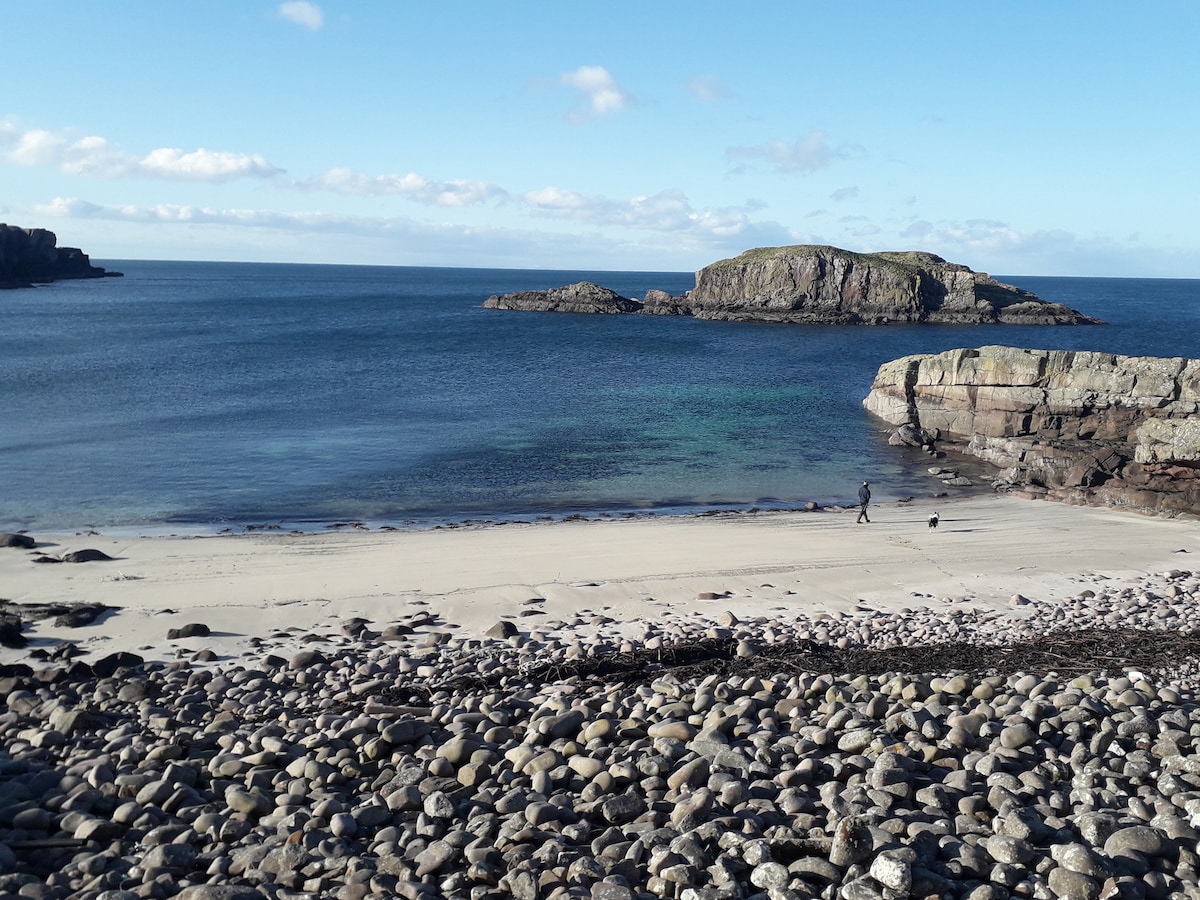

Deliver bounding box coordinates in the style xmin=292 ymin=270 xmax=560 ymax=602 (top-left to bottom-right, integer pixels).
xmin=3 ymin=261 xmax=1198 ymax=533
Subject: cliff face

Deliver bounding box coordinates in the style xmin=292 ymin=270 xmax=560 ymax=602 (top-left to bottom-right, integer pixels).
xmin=0 ymin=224 xmax=118 ymax=288
xmin=483 ymin=245 xmax=1102 ymax=325
xmin=863 ymin=345 xmax=1200 ymax=515
xmin=687 ymin=246 xmax=1100 ymax=324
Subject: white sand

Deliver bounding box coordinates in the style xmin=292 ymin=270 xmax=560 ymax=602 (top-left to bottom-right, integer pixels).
xmin=2 ymin=495 xmax=1195 ymax=666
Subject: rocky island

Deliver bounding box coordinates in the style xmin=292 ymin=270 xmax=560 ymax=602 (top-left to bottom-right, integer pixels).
xmin=0 ymin=224 xmax=121 ymax=288
xmin=864 ymin=345 xmax=1200 ymax=516
xmin=484 ymin=245 xmax=1102 ymax=325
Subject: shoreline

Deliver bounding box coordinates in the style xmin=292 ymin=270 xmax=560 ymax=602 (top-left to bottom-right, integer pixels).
xmin=2 ymin=493 xmax=1195 ymax=669
xmin=5 ymin=448 xmax=1000 ymax=540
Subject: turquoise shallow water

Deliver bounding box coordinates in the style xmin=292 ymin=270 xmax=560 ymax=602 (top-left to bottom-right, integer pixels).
xmin=2 ymin=262 xmax=1197 ymax=531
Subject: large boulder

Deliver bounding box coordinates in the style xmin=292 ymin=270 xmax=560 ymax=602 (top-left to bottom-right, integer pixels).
xmin=863 ymin=346 xmax=1200 ymax=515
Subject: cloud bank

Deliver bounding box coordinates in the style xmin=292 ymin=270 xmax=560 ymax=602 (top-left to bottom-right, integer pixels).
xmin=2 ymin=124 xmax=282 ymax=182
xmin=279 ymin=1 xmax=324 ymax=31
xmin=294 ymin=168 xmax=507 ymax=207
xmin=726 ymin=130 xmax=845 ymax=174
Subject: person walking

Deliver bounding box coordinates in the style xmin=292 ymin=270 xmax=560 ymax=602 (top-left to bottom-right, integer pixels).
xmin=856 ymin=481 xmax=871 ymax=523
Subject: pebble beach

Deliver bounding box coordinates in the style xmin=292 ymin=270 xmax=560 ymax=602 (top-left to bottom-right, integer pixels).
xmin=2 ymin=495 xmax=1200 ymax=899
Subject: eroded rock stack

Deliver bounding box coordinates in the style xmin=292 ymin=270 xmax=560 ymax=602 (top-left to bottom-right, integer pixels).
xmin=864 ymin=346 xmax=1200 ymax=516
xmin=2 ymin=574 xmax=1200 ymax=899
xmin=0 ymin=224 xmax=119 ymax=288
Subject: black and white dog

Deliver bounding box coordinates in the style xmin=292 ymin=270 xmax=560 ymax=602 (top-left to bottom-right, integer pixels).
xmin=928 ymin=511 xmax=940 ymax=531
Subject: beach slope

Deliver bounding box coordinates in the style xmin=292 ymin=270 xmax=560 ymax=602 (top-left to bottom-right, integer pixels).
xmin=2 ymin=495 xmax=1194 ymax=665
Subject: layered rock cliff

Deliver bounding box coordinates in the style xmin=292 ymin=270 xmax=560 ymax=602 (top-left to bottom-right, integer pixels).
xmin=863 ymin=345 xmax=1200 ymax=515
xmin=0 ymin=224 xmax=120 ymax=288
xmin=483 ymin=245 xmax=1102 ymax=325
xmin=685 ymin=246 xmax=1100 ymax=324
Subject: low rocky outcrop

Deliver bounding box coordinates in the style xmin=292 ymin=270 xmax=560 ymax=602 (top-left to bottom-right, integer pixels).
xmin=864 ymin=345 xmax=1200 ymax=515
xmin=0 ymin=224 xmax=121 ymax=288
xmin=483 ymin=281 xmax=641 ymax=314
xmin=483 ymin=246 xmax=1102 ymax=325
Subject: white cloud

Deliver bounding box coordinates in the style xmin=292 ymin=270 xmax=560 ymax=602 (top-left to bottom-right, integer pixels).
xmin=830 ymin=186 xmax=859 ymax=202
xmin=2 ymin=123 xmax=282 ymax=182
xmin=8 ymin=129 xmax=127 ymax=175
xmin=36 ymin=183 xmax=795 ymax=253
xmin=888 ymin=217 xmax=1166 ymax=276
xmin=726 ymin=130 xmax=846 ymax=174
xmin=34 ymin=197 xmax=373 ymax=230
xmin=32 ymin=196 xmax=105 ymax=218
xmin=26 ymin=193 xmax=808 ymax=270
xmin=295 ymin=168 xmax=506 ymax=206
xmin=279 ymin=1 xmax=324 ymax=30
xmin=899 ymin=219 xmax=936 ymax=241
xmin=900 ymin=217 xmax=1019 ymax=249
xmin=139 ymin=147 xmax=282 ymax=181
xmin=686 ymin=75 xmax=731 ymax=103
xmin=560 ymin=66 xmax=633 ymax=123
xmin=521 ymin=185 xmax=786 ymax=243
xmin=523 ymin=186 xmax=590 ymax=212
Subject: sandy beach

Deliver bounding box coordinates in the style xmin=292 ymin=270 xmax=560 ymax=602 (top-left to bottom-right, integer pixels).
xmin=3 ymin=494 xmax=1195 ymax=667
xmin=5 ymin=494 xmax=1200 ymax=898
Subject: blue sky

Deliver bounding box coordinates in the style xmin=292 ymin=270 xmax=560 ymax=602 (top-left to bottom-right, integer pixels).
xmin=3 ymin=1 xmax=1198 ymax=276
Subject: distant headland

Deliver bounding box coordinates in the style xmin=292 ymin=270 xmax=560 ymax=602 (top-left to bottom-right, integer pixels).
xmin=0 ymin=224 xmax=123 ymax=289
xmin=484 ymin=244 xmax=1103 ymax=325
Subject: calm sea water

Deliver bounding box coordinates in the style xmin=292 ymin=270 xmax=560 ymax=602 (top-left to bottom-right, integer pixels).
xmin=3 ymin=261 xmax=1198 ymax=532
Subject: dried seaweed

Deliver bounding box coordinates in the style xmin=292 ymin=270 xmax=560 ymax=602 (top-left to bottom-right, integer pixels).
xmin=413 ymin=627 xmax=1200 ymax=698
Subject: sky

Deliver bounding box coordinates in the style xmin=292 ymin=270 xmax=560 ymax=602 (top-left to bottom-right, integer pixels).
xmin=2 ymin=2 xmax=1199 ymax=277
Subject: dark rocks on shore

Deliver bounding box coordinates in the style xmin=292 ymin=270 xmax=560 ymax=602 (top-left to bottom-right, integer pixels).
xmin=52 ymin=604 xmax=115 ymax=628
xmin=167 ymin=623 xmax=212 ymax=640
xmin=483 ymin=245 xmax=1102 ymax=326
xmin=486 ymin=619 xmax=520 ymax=639
xmin=0 ymin=224 xmax=122 ymax=288
xmin=30 ymin=548 xmax=117 ymax=564
xmin=0 ymin=613 xmax=25 ymax=648
xmin=62 ymin=548 xmax=116 ymax=563
xmin=0 ymin=602 xmax=117 ymax=649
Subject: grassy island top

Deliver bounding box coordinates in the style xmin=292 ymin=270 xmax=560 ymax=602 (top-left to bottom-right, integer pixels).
xmin=705 ymin=244 xmax=970 ymax=277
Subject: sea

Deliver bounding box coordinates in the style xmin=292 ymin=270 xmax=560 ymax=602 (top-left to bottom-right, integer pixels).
xmin=3 ymin=261 xmax=1198 ymax=534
